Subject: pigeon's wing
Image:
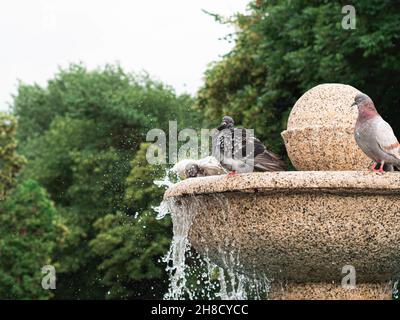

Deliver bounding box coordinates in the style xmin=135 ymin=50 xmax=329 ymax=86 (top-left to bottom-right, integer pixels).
xmin=254 ymin=150 xmax=287 ymax=172
xmin=202 ymin=165 xmax=227 ymax=176
xmin=231 ymin=128 xmax=287 ymax=172
xmin=234 ymin=128 xmax=265 ymax=158
xmin=211 ymin=129 xmax=222 ymax=160
xmin=252 ymin=137 xmax=267 ymax=156
xmin=375 ymin=117 xmax=400 ymax=160
xmin=198 ymin=156 xmax=227 ymax=176
xmin=234 ymin=128 xmax=248 ymax=157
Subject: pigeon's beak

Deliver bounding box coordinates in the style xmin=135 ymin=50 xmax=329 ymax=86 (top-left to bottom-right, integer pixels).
xmin=350 ymin=101 xmax=357 ymax=108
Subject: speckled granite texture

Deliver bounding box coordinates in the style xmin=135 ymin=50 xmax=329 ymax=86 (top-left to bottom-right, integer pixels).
xmin=281 ymin=83 xmax=371 ymax=171
xmin=165 ymin=171 xmax=400 ymax=299
xmin=164 ymin=171 xmax=400 ymax=198
xmin=269 ymin=283 xmax=392 ymax=300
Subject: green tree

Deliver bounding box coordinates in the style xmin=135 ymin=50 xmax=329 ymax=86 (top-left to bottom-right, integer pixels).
xmin=0 ymin=180 xmax=63 ymax=299
xmin=0 ymin=113 xmax=63 ymax=299
xmin=197 ymin=0 xmax=400 ymax=152
xmin=13 ymin=64 xmax=202 ymax=299
xmin=0 ymin=113 xmax=26 ymax=200
xmin=14 ymin=64 xmax=201 ymax=144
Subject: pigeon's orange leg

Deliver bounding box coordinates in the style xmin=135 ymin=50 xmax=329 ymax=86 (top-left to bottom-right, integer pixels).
xmin=227 ymin=171 xmax=237 ymax=177
xmin=371 ymin=162 xmax=378 ymax=172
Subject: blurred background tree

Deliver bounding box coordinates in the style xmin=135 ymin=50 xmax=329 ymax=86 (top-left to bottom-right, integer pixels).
xmin=12 ymin=64 xmax=203 ymax=299
xmin=0 ymin=179 xmax=64 ymax=299
xmin=0 ymin=114 xmax=62 ymax=299
xmin=0 ymin=114 xmax=26 ymax=199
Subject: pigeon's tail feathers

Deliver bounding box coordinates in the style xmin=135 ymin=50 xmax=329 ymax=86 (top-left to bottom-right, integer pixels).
xmin=375 ymin=117 xmax=400 ymax=160
xmin=253 ymin=150 xmax=287 ymax=172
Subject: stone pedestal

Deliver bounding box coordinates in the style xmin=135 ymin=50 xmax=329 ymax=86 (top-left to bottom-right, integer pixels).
xmin=164 ymin=172 xmax=400 ymax=300
xmin=281 ymin=83 xmax=370 ymax=171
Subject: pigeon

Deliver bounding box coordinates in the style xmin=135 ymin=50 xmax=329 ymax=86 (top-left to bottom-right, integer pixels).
xmin=212 ymin=116 xmax=287 ymax=175
xmin=171 ymin=156 xmax=227 ymax=179
xmin=352 ymin=93 xmax=400 ymax=172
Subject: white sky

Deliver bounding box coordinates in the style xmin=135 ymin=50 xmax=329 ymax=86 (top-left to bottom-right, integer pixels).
xmin=0 ymin=0 xmax=249 ymax=111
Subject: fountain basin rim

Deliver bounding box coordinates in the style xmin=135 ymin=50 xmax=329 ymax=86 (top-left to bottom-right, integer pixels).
xmin=164 ymin=171 xmax=400 ymax=199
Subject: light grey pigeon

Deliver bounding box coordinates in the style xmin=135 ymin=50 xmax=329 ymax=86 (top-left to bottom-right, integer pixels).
xmin=212 ymin=116 xmax=287 ymax=175
xmin=352 ymin=93 xmax=400 ymax=172
xmin=171 ymin=156 xmax=227 ymax=179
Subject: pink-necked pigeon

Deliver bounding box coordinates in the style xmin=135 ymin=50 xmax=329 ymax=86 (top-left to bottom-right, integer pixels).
xmin=352 ymin=93 xmax=400 ymax=172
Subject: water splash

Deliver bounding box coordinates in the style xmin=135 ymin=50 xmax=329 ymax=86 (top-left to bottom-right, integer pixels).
xmin=152 ymin=168 xmax=176 ymax=220
xmin=214 ymin=248 xmax=270 ymax=300
xmin=162 ymin=197 xmax=198 ymax=299
xmin=159 ymin=196 xmax=269 ymax=300
xmin=153 ymin=170 xmax=270 ymax=300
xmin=153 ymin=200 xmax=169 ymax=220
xmin=392 ymin=280 xmax=398 ymax=299
xmin=153 ymin=168 xmax=175 ymax=188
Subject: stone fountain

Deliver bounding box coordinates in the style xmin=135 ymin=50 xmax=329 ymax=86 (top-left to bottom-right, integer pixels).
xmin=164 ymin=84 xmax=400 ymax=300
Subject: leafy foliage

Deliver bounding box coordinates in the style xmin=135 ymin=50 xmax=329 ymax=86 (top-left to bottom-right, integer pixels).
xmin=13 ymin=64 xmax=201 ymax=299
xmin=0 ymin=114 xmax=26 ymax=199
xmin=0 ymin=113 xmax=62 ymax=299
xmin=0 ymin=179 xmax=64 ymax=299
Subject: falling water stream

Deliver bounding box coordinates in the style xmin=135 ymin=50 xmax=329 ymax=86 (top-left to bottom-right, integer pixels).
xmin=153 ymin=171 xmax=270 ymax=300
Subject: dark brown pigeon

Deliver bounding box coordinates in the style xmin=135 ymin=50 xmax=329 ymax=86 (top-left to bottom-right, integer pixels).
xmin=212 ymin=116 xmax=287 ymax=175
xmin=352 ymin=93 xmax=400 ymax=172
